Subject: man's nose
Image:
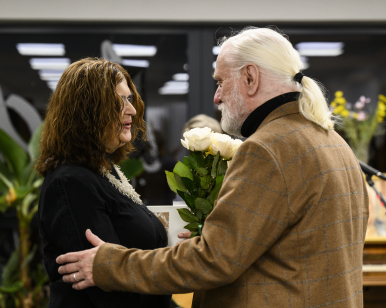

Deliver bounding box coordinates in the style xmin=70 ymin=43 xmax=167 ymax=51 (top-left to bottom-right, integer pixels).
xmin=214 ymin=88 xmax=221 ymax=105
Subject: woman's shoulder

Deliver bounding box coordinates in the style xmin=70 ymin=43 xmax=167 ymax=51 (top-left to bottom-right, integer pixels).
xmin=43 ymin=164 xmax=102 ymax=189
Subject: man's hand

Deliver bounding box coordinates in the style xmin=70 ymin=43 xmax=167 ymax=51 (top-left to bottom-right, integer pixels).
xmin=56 ymin=229 xmax=105 ymax=290
xmin=176 ymin=231 xmax=192 ymax=245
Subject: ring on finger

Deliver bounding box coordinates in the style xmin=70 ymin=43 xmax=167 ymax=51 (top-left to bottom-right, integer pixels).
xmin=74 ymin=273 xmax=79 ymax=282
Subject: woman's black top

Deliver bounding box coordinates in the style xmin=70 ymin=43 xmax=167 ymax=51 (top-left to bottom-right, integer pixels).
xmin=38 ymin=163 xmax=171 ymax=308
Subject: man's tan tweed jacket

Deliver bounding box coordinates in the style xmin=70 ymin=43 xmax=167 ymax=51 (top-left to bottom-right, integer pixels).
xmin=94 ymin=101 xmax=369 ymax=308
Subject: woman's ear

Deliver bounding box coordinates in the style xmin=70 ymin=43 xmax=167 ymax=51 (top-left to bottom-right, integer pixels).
xmin=242 ymin=64 xmax=259 ymax=96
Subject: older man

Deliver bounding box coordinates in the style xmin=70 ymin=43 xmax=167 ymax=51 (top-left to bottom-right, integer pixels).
xmin=57 ymin=28 xmax=369 ymax=308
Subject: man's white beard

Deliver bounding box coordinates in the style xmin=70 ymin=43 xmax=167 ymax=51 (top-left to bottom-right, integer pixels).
xmin=218 ymin=83 xmax=250 ymax=137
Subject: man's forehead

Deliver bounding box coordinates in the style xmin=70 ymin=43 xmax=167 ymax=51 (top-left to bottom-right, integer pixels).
xmin=213 ymin=53 xmax=228 ymax=79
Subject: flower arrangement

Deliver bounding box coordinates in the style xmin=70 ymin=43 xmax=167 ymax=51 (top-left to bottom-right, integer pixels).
xmin=165 ymin=127 xmax=242 ymax=237
xmin=330 ymin=91 xmax=386 ymax=163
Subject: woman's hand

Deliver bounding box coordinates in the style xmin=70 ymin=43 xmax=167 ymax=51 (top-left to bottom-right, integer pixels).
xmin=176 ymin=232 xmax=192 ymax=245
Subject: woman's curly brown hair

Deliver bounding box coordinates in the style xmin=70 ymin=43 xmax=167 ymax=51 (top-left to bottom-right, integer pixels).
xmin=36 ymin=58 xmax=146 ymax=176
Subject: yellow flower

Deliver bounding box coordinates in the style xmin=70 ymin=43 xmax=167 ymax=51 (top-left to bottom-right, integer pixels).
xmin=379 ymin=94 xmax=386 ymax=102
xmin=5 ymin=187 xmax=16 ymax=205
xmin=340 ymin=109 xmax=350 ymax=117
xmin=335 ymin=91 xmax=344 ymax=97
xmin=335 ymin=97 xmax=346 ymax=104
xmin=378 ymin=103 xmax=386 ymax=111
xmin=353 ymin=113 xmax=358 ymax=119
xmin=333 ymin=106 xmax=345 ymax=114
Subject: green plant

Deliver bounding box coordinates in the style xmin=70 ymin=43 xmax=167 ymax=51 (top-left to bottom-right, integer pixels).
xmin=0 ymin=125 xmax=48 ymax=308
xmin=331 ymin=91 xmax=386 ymax=163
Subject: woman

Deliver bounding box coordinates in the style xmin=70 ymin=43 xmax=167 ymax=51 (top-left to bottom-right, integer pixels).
xmin=36 ymin=58 xmax=171 ymax=308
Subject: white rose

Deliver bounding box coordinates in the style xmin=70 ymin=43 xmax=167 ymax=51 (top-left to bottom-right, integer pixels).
xmin=181 ymin=127 xmax=213 ymax=151
xmin=209 ymin=133 xmax=235 ymax=159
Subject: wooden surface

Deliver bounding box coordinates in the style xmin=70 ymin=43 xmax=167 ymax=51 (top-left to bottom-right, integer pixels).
xmin=363 ymin=272 xmax=386 ymax=286
xmin=172 ymin=293 xmax=193 ymax=308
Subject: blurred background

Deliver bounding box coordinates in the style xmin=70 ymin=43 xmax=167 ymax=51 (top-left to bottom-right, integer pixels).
xmin=1 ymin=0 xmax=386 ymax=307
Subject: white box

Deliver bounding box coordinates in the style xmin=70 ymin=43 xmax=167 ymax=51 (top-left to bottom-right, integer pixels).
xmin=147 ymin=205 xmax=189 ymax=247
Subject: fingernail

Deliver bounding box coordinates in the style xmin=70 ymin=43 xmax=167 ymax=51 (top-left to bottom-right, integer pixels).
xmin=178 ymin=233 xmax=183 ymax=237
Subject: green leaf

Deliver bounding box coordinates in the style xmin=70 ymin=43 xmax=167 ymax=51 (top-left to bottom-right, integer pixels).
xmin=21 ymin=192 xmax=37 ymax=219
xmin=0 ymin=172 xmax=13 ymax=189
xmin=177 ymin=190 xmax=195 ymax=211
xmin=204 ymin=154 xmax=214 ymax=167
xmin=165 ymin=171 xmax=179 ymax=193
xmin=0 ymin=195 xmax=8 ymax=213
xmin=27 ymin=203 xmax=38 ymax=222
xmin=217 ymin=159 xmax=228 ymax=176
xmin=200 ymin=175 xmax=212 ymax=190
xmin=195 ymin=210 xmax=203 ymax=221
xmin=183 ymin=222 xmax=200 ymax=232
xmin=195 ymin=198 xmax=212 ymax=214
xmin=177 ymin=208 xmax=199 ymax=223
xmin=197 ymin=167 xmax=208 ymax=176
xmin=0 ymin=281 xmax=23 ymax=293
xmin=28 ymin=123 xmax=44 ymax=162
xmin=21 ymin=244 xmax=37 ymax=270
xmin=174 ymin=174 xmax=188 ymax=193
xmin=188 ymin=156 xmax=197 ymax=171
xmin=181 ymin=177 xmax=197 ymax=195
xmin=2 ymin=249 xmax=19 ymax=284
xmin=189 ymin=151 xmax=205 ymax=170
xmin=216 ymin=174 xmax=225 ymax=185
xmin=14 ymin=186 xmax=31 ymax=200
xmin=119 ymin=158 xmax=144 ymax=179
xmin=19 ymin=161 xmax=34 ymax=186
xmin=0 ymin=160 xmax=13 ymax=186
xmin=189 ymin=231 xmax=198 ymax=238
xmin=197 ymin=188 xmax=206 ymax=198
xmin=209 ymin=182 xmax=222 ymax=205
xmin=192 ymin=173 xmax=201 ymax=190
xmin=211 ymin=152 xmax=220 ymax=178
xmin=0 ymin=128 xmax=29 ymax=180
xmin=183 ymin=156 xmax=192 ymax=169
xmin=32 ymin=177 xmax=44 ymax=189
xmin=173 ymin=161 xmax=193 ymax=181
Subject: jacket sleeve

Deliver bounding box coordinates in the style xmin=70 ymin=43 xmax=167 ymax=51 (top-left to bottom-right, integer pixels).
xmin=93 ymin=139 xmax=294 ymax=294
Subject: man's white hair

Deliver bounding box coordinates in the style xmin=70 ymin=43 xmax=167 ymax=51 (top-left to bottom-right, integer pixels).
xmin=219 ymin=27 xmax=335 ymax=130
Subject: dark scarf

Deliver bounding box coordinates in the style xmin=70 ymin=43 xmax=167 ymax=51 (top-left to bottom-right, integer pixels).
xmin=240 ymin=92 xmax=301 ymax=138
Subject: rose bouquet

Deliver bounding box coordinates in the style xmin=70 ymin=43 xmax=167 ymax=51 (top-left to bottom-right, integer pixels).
xmin=165 ymin=127 xmax=242 ymax=237
xmin=331 ymin=91 xmax=386 ymax=163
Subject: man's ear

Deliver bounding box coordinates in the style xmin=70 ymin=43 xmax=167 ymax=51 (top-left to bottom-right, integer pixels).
xmin=243 ymin=64 xmax=259 ymax=96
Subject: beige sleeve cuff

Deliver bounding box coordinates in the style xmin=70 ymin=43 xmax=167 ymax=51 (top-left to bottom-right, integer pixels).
xmin=93 ymin=242 xmax=124 ymax=292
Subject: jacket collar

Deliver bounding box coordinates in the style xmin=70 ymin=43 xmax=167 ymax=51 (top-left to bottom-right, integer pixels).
xmin=241 ymin=92 xmax=301 ymax=138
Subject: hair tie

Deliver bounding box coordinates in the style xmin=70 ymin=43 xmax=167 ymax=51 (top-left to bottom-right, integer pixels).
xmin=294 ymin=72 xmax=304 ymax=84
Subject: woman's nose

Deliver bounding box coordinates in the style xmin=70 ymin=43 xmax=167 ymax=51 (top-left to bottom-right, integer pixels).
xmin=125 ymin=102 xmax=136 ymax=116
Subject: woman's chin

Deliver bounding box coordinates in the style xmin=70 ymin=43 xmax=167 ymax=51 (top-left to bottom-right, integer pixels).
xmin=120 ymin=132 xmax=132 ymax=144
